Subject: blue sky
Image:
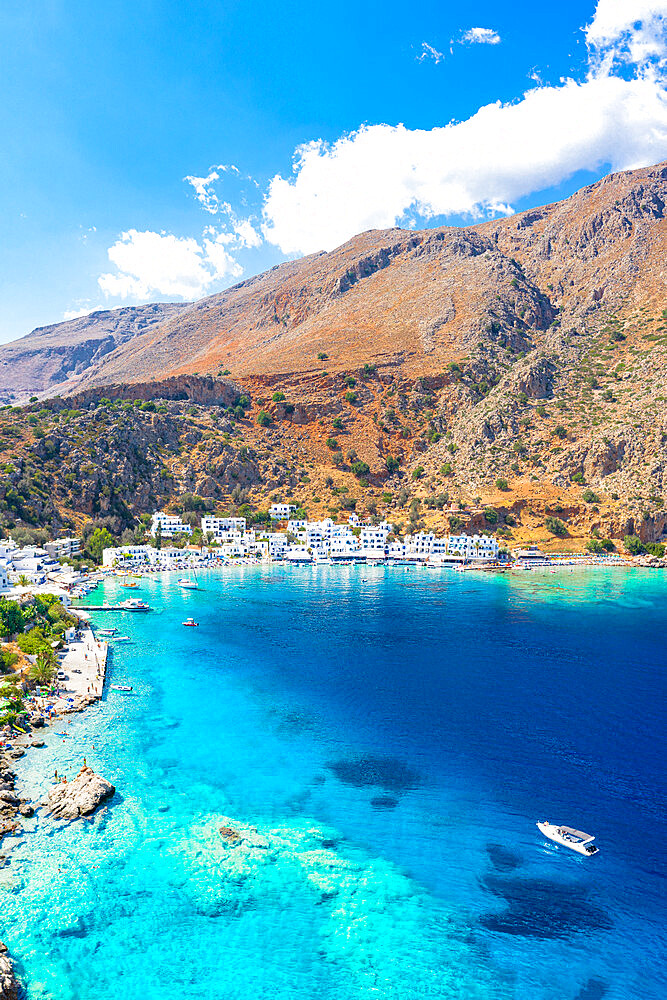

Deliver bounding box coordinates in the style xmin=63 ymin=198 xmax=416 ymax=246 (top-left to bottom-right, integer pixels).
xmin=1 ymin=1 xmax=666 ymax=343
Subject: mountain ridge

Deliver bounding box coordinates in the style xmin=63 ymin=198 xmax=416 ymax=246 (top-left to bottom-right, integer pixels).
xmin=0 ymin=161 xmax=665 ymax=555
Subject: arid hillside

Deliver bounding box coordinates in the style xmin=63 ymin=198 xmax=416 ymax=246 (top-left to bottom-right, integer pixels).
xmin=0 ymin=163 xmax=666 ymax=553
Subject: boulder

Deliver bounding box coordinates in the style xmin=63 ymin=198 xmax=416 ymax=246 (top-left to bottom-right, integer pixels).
xmin=44 ymin=766 xmax=115 ymax=821
xmin=0 ymin=943 xmax=19 ymax=1000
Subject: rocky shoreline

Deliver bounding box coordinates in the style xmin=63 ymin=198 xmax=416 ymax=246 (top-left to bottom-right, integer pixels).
xmin=0 ymin=942 xmax=19 ymax=1000
xmin=0 ymin=623 xmax=115 ymax=998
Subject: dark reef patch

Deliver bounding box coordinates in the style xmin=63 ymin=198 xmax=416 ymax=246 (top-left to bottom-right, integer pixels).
xmin=327 ymin=755 xmax=421 ymax=792
xmin=479 ymin=875 xmax=612 ymax=939
xmin=486 ymin=843 xmax=523 ymax=872
xmin=370 ymin=795 xmax=399 ymax=809
xmin=574 ymin=978 xmax=609 ymax=1000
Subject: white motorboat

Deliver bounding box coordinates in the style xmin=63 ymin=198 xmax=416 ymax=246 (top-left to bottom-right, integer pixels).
xmin=177 ymin=577 xmax=198 ymax=589
xmin=537 ymin=821 xmax=599 ymax=856
xmin=98 ymin=628 xmax=118 ymax=637
xmin=120 ymin=599 xmax=150 ymax=612
xmin=111 ymin=635 xmax=132 ymax=642
xmin=110 ymin=684 xmax=133 ymax=692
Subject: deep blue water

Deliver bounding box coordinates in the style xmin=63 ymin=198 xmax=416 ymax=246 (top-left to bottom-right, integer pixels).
xmin=2 ymin=566 xmax=666 ymax=999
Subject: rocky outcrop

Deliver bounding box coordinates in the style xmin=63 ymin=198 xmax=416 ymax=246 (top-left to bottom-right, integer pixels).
xmin=0 ymin=943 xmax=19 ymax=1000
xmin=44 ymin=765 xmax=115 ymax=821
xmin=63 ymin=374 xmax=242 ymax=410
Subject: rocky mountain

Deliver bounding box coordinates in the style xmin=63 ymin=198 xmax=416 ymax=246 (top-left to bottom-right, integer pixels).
xmin=0 ymin=162 xmax=666 ymax=553
xmin=0 ymin=302 xmax=188 ymax=403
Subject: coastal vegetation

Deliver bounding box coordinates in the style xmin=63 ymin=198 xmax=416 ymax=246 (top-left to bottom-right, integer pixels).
xmin=0 ymin=594 xmax=75 ymax=725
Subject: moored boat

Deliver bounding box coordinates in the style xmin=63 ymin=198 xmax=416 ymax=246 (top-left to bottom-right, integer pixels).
xmin=182 ymin=617 xmax=199 ymax=627
xmin=110 ymin=684 xmax=133 ymax=692
xmin=537 ymin=820 xmax=599 ymax=856
xmin=120 ymin=599 xmax=150 ymax=612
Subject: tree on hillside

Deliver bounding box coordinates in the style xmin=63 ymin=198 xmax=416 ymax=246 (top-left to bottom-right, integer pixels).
xmin=0 ymin=598 xmax=24 ymax=638
xmin=85 ymin=527 xmax=115 ymax=564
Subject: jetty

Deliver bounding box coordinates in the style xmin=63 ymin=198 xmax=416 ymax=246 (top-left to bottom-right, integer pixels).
xmin=75 ymin=601 xmax=151 ymax=612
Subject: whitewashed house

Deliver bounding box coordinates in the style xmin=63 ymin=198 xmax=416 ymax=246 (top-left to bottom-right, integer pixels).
xmin=201 ymin=516 xmax=246 ymax=540
xmin=150 ymin=512 xmax=192 ymax=538
xmin=269 ymin=503 xmax=297 ymax=520
xmin=45 ymin=537 xmax=81 ymax=560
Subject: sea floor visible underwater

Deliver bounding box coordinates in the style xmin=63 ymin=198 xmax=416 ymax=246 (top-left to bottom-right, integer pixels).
xmin=2 ymin=565 xmax=666 ymax=999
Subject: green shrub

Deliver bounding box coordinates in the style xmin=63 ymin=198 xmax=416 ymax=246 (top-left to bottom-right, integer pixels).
xmin=495 ymin=478 xmax=509 ymax=491
xmin=411 ymin=466 xmax=424 ymax=480
xmin=385 ymin=456 xmax=400 ymax=473
xmin=483 ymin=508 xmax=499 ymax=524
xmin=572 ymin=472 xmax=584 ymax=484
xmin=440 ymin=463 xmax=453 ymax=476
xmin=332 ymin=417 xmax=343 ymax=430
xmin=624 ymin=535 xmax=665 ymax=557
xmin=554 ymin=425 xmax=567 ymax=439
xmin=344 ymin=391 xmax=357 ymax=404
xmin=344 ymin=375 xmax=356 ymax=388
xmin=351 ymin=460 xmax=370 ymax=478
xmin=326 ymin=438 xmax=340 ymax=450
xmin=624 ymin=534 xmax=643 ymax=555
xmin=545 ymin=516 xmax=567 ymax=537
xmin=272 ymin=391 xmax=286 ymax=402
xmin=257 ymin=411 xmax=272 ymax=427
xmin=582 ymin=489 xmax=599 ymax=503
xmin=588 ymin=537 xmax=615 ymax=553
xmin=317 ymin=352 xmax=329 ymax=361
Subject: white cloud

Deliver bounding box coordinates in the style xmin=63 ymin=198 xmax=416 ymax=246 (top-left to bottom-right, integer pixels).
xmin=585 ymin=1 xmax=667 ymax=68
xmin=63 ymin=304 xmax=98 ymax=321
xmin=99 ymin=2 xmax=667 ymax=303
xmin=184 ymin=164 xmax=241 ymax=214
xmin=461 ymin=27 xmax=501 ymax=46
xmin=98 ymin=229 xmax=242 ymax=301
xmin=261 ymin=4 xmax=667 ymax=256
xmin=418 ymin=42 xmax=445 ymax=64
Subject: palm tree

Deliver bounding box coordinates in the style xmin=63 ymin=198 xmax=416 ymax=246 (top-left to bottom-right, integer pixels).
xmin=0 ymin=678 xmax=25 ymax=724
xmin=30 ymin=648 xmax=57 ymax=686
xmin=16 ymin=574 xmax=30 ymax=587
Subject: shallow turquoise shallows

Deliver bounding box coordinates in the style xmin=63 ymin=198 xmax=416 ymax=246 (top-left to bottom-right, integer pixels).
xmin=3 ymin=566 xmax=666 ymax=999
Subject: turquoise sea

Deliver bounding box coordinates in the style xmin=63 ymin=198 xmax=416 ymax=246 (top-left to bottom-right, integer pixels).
xmin=2 ymin=566 xmax=666 ymax=999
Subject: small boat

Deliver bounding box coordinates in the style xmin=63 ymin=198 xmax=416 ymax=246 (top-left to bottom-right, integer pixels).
xmin=110 ymin=684 xmax=133 ymax=692
xmin=120 ymin=599 xmax=150 ymax=612
xmin=182 ymin=617 xmax=199 ymax=627
xmin=537 ymin=821 xmax=599 ymax=856
xmin=177 ymin=577 xmax=198 ymax=589
xmin=110 ymin=635 xmax=132 ymax=642
xmin=98 ymin=628 xmax=118 ymax=637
